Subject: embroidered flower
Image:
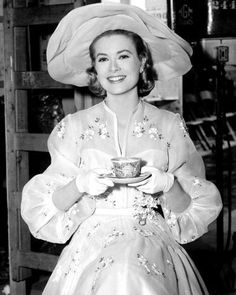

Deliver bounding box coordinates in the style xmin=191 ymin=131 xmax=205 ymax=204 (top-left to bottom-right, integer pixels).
xmin=133 ymin=121 xmax=146 ymax=137
xmin=59 ymin=173 xmax=74 ymax=182
xmin=133 ymin=116 xmax=164 ymax=142
xmin=64 ymin=250 xmax=81 ymax=276
xmin=103 ymin=228 xmax=124 ymax=247
xmin=80 ymin=118 xmax=110 ymax=141
xmin=56 ymin=120 xmax=66 ymax=139
xmin=92 ymin=257 xmax=114 ymax=292
xmin=87 ymin=223 xmax=101 ymax=238
xmin=151 ymin=263 xmax=166 ymax=278
xmin=80 ymin=126 xmax=95 ymax=141
xmin=148 ymin=127 xmax=158 ymax=140
xmin=68 ymin=203 xmax=80 ymax=215
xmin=133 ymin=116 xmax=148 ymax=137
xmin=132 ymin=192 xmax=160 ymax=225
xmin=137 ymin=254 xmax=165 ymax=278
xmin=46 ymin=181 xmax=55 ymax=196
xmin=163 ymin=209 xmax=177 ymax=228
xmin=133 ymin=226 xmax=155 ymax=237
xmin=178 ymin=115 xmax=189 ymax=137
xmin=193 ymin=177 xmax=202 ymax=186
xmin=167 ymin=259 xmax=173 ymax=267
xmin=148 ymin=126 xmax=164 ymax=141
xmin=98 ymin=123 xmax=109 ymax=139
xmin=65 ymin=217 xmax=74 ymax=231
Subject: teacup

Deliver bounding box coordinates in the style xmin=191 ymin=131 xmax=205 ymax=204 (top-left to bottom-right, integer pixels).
xmin=111 ymin=157 xmax=141 ymax=178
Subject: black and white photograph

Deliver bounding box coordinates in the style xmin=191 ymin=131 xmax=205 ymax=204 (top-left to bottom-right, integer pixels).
xmin=0 ymin=0 xmax=236 ymax=294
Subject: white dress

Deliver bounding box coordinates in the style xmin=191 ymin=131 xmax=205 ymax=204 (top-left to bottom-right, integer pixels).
xmin=21 ymin=100 xmax=222 ymax=295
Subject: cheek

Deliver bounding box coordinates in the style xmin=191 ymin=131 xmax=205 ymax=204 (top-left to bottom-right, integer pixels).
xmin=129 ymin=65 xmax=141 ymax=79
xmin=95 ymin=65 xmax=107 ymax=79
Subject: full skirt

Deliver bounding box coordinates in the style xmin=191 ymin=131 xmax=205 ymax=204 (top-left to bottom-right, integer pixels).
xmin=43 ymin=209 xmax=208 ymax=295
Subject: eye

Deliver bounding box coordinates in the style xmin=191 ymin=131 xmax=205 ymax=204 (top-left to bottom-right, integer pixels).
xmin=97 ymin=57 xmax=108 ymax=62
xmin=119 ymin=54 xmax=130 ymax=60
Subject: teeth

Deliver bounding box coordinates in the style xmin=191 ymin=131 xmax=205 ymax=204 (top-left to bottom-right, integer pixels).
xmin=108 ymin=76 xmax=125 ymax=82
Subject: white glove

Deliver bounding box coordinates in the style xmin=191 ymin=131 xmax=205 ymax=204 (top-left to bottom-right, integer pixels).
xmin=75 ymin=168 xmax=114 ymax=196
xmin=129 ymin=166 xmax=174 ymax=194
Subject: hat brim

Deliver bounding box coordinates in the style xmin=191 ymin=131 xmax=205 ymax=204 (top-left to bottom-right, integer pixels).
xmin=47 ymin=3 xmax=192 ymax=87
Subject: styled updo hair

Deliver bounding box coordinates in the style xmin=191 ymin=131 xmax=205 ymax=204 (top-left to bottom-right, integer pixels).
xmin=86 ymin=29 xmax=157 ymax=98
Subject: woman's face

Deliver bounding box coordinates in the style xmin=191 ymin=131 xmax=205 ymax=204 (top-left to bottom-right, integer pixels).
xmin=93 ymin=34 xmax=144 ymax=97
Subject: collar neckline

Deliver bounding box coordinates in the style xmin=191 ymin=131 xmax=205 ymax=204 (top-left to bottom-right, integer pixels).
xmin=102 ymin=98 xmax=143 ymax=116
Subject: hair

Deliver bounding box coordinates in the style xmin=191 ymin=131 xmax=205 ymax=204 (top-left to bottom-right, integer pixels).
xmin=86 ymin=29 xmax=157 ymax=98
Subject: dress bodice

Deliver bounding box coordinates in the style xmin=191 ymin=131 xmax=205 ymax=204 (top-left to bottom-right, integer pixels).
xmin=21 ymin=100 xmax=222 ymax=245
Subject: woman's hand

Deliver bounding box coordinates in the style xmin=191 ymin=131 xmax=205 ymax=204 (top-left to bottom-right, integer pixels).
xmin=75 ymin=168 xmax=114 ymax=196
xmin=128 ymin=166 xmax=174 ymax=194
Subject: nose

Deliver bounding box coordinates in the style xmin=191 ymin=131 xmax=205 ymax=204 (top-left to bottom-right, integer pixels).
xmin=109 ymin=58 xmax=120 ymax=72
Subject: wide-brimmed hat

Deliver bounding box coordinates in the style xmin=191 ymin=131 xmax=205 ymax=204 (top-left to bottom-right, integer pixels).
xmin=47 ymin=3 xmax=193 ymax=87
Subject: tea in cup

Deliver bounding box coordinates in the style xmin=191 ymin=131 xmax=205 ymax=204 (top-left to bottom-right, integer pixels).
xmin=111 ymin=157 xmax=141 ymax=178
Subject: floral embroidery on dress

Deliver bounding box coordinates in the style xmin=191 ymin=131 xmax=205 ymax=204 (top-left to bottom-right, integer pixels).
xmin=193 ymin=177 xmax=202 ymax=187
xmin=133 ymin=116 xmax=164 ymax=140
xmin=41 ymin=181 xmax=56 ymax=217
xmin=133 ymin=226 xmax=155 ymax=237
xmin=166 ymin=259 xmax=173 ymax=267
xmin=148 ymin=125 xmax=164 ymax=141
xmin=56 ymin=120 xmax=66 ymax=139
xmin=53 ymin=249 xmax=81 ymax=281
xmin=67 ymin=203 xmax=80 ymax=216
xmin=162 ymin=207 xmax=177 ymax=228
xmin=178 ymin=114 xmax=189 ymax=137
xmin=87 ymin=222 xmax=101 ymax=238
xmin=80 ymin=118 xmax=110 ymax=141
xmin=133 ymin=192 xmax=160 ymax=225
xmin=80 ymin=126 xmax=95 ymax=141
xmin=65 ymin=217 xmax=74 ymax=231
xmin=59 ymin=173 xmax=74 ymax=182
xmin=91 ymin=257 xmax=114 ymax=292
xmin=182 ymin=235 xmax=197 ymax=244
xmin=104 ymin=194 xmax=117 ymax=207
xmin=191 ymin=177 xmax=206 ymax=199
xmin=103 ymin=228 xmax=124 ymax=248
xmin=133 ymin=116 xmax=148 ymax=137
xmin=133 ymin=116 xmax=164 ymax=141
xmin=64 ymin=249 xmax=81 ymax=276
xmin=137 ymin=254 xmax=165 ymax=278
xmin=46 ymin=181 xmax=55 ymax=195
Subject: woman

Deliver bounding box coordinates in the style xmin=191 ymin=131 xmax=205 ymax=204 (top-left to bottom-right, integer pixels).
xmin=21 ymin=3 xmax=222 ymax=295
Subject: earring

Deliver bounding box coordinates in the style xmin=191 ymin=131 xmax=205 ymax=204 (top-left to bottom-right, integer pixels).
xmin=140 ymin=66 xmax=144 ymax=73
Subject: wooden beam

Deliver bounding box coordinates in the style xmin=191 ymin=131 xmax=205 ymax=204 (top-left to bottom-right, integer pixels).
xmin=17 ymin=250 xmax=58 ymax=272
xmin=12 ymin=4 xmax=73 ymax=26
xmin=3 ymin=5 xmax=26 ymax=284
xmin=14 ymin=133 xmax=49 ymax=152
xmin=13 ymin=71 xmax=72 ymax=89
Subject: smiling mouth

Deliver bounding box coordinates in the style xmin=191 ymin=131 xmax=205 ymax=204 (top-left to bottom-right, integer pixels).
xmin=107 ymin=75 xmax=126 ymax=83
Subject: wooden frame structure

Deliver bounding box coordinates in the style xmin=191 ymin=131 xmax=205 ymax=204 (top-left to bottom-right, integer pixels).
xmin=3 ymin=1 xmax=85 ymax=293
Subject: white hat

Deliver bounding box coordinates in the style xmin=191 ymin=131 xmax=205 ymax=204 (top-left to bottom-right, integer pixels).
xmin=47 ymin=3 xmax=192 ymax=87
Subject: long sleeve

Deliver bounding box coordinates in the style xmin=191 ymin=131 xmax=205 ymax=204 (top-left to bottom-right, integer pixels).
xmin=160 ymin=113 xmax=222 ymax=244
xmin=21 ymin=114 xmax=95 ymax=244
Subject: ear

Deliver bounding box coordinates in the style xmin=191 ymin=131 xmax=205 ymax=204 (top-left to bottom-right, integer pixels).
xmin=140 ymin=57 xmax=146 ymax=73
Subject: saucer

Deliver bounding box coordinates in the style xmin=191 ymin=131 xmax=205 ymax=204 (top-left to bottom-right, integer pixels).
xmin=100 ymin=172 xmax=151 ymax=184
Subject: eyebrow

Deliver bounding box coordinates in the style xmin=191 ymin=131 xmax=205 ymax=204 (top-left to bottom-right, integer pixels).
xmin=96 ymin=49 xmax=133 ymax=58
